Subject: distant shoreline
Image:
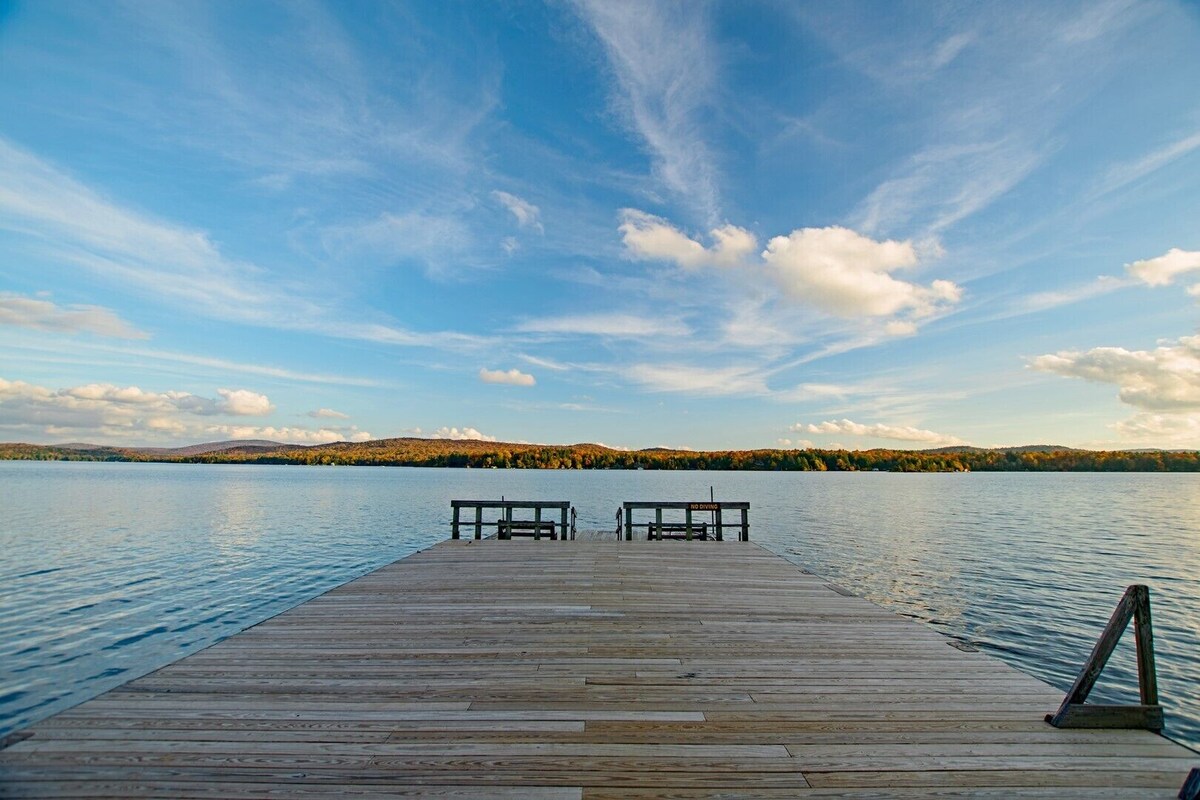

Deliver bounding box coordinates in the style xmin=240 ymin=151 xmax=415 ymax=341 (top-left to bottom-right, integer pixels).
xmin=2 ymin=438 xmax=1198 ymax=472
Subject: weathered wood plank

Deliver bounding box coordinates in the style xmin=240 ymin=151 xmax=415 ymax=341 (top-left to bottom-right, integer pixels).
xmin=2 ymin=540 xmax=1195 ymax=798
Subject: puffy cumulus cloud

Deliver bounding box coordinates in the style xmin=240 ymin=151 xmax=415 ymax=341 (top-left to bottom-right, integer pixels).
xmin=307 ymin=408 xmax=349 ymax=419
xmin=776 ymin=438 xmax=815 ymax=449
xmin=619 ymin=209 xmax=757 ymax=269
xmin=0 ymin=293 xmax=148 ymax=339
xmin=430 ymin=426 xmax=497 ymax=442
xmin=1030 ymin=335 xmax=1200 ymax=411
xmin=0 ymin=376 xmax=365 ymax=444
xmin=762 ymin=227 xmax=960 ymax=318
xmin=517 ymin=313 xmax=689 ymax=338
xmin=214 ymin=425 xmax=371 ymax=444
xmin=793 ymin=418 xmax=967 ymax=447
xmin=479 ymin=367 xmax=536 ymax=387
xmin=492 ymin=191 xmax=543 ymax=233
xmin=618 ymin=213 xmax=962 ymax=331
xmin=216 ymin=388 xmax=274 ymax=416
xmin=1126 ymin=248 xmax=1200 ymax=288
xmin=1113 ymin=412 xmax=1200 ymax=444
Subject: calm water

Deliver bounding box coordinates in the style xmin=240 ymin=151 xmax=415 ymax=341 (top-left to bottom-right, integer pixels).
xmin=1 ymin=461 xmax=1198 ymax=749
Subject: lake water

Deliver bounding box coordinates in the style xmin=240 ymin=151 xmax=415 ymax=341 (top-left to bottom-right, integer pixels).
xmin=1 ymin=461 xmax=1198 ymax=750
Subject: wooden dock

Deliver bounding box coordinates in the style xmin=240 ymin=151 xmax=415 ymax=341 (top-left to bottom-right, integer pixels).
xmin=2 ymin=540 xmax=1196 ymax=798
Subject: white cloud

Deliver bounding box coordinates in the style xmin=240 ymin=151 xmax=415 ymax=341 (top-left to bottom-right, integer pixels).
xmin=854 ymin=140 xmax=1046 ymax=236
xmin=212 ymin=425 xmax=370 ymax=445
xmin=1113 ymin=412 xmax=1200 ymax=444
xmin=1126 ymin=248 xmax=1200 ymax=289
xmin=1030 ymin=335 xmax=1200 ymax=411
xmin=618 ymin=213 xmax=962 ymax=327
xmin=517 ymin=313 xmax=689 ymax=338
xmin=1020 ymin=275 xmax=1132 ymax=313
xmin=0 ymin=139 xmax=483 ymax=352
xmin=794 ymin=418 xmax=967 ymax=447
xmin=479 ymin=367 xmax=536 ymax=387
xmin=492 ymin=190 xmax=543 ymax=233
xmin=762 ymin=226 xmax=961 ymax=318
xmin=0 ymin=293 xmax=147 ymax=339
xmin=429 ymin=426 xmax=497 ymax=442
xmin=619 ymin=209 xmax=756 ymax=269
xmin=215 ymin=388 xmax=274 ymax=416
xmin=1097 ymin=131 xmax=1200 ymax=197
xmin=0 ymin=376 xmax=357 ymax=445
xmin=572 ymin=0 xmax=721 ymax=221
xmin=308 ymin=408 xmax=349 ymax=419
xmin=320 ymin=210 xmax=472 ymax=275
xmin=626 ymin=363 xmax=767 ymax=397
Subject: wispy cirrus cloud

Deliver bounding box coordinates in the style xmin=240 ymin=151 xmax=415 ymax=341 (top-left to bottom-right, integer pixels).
xmin=0 ymin=293 xmax=147 ymax=339
xmin=308 ymin=407 xmax=349 ymax=420
xmin=0 ymin=138 xmax=485 ymax=352
xmin=517 ymin=313 xmax=689 ymax=339
xmin=572 ymin=0 xmax=722 ymax=222
xmin=492 ymin=191 xmax=543 ymax=234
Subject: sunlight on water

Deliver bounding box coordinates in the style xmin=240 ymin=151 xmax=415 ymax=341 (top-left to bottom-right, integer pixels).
xmin=1 ymin=462 xmax=1197 ymax=750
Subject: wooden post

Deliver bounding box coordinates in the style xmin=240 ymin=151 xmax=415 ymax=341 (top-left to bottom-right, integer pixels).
xmin=655 ymin=507 xmax=663 ymax=541
xmin=624 ymin=504 xmax=633 ymax=541
xmin=474 ymin=506 xmax=482 ymax=540
xmin=1132 ymin=585 xmax=1159 ymax=705
xmin=740 ymin=508 xmax=749 ymax=541
xmin=715 ymin=507 xmax=723 ymax=541
xmin=534 ymin=506 xmax=542 ymax=540
xmin=452 ymin=504 xmax=460 ymax=539
xmin=562 ymin=506 xmax=569 ymax=541
xmin=685 ymin=507 xmax=693 ymax=540
xmin=1179 ymin=768 xmax=1200 ymax=800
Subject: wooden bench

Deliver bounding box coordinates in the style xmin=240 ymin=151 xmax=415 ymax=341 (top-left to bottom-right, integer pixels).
xmin=497 ymin=519 xmax=559 ymax=540
xmin=646 ymin=522 xmax=709 ymax=540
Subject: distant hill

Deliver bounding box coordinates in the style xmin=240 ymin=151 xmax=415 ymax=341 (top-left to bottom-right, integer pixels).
xmin=135 ymin=440 xmax=289 ymax=457
xmin=922 ymin=444 xmax=1083 ymax=455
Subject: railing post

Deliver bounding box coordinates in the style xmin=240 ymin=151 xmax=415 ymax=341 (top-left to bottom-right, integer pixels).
xmin=740 ymin=507 xmax=749 ymax=541
xmin=685 ymin=507 xmax=693 ymax=540
xmin=1132 ymin=585 xmax=1159 ymax=706
xmin=474 ymin=506 xmax=482 ymax=540
xmin=451 ymin=504 xmax=460 ymax=539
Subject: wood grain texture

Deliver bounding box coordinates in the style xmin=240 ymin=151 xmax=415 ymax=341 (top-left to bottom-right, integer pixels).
xmin=2 ymin=540 xmax=1196 ymax=798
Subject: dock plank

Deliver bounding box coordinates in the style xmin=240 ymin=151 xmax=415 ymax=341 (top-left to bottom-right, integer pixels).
xmin=2 ymin=540 xmax=1195 ymax=797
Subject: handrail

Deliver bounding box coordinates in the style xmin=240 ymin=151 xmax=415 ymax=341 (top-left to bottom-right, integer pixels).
xmin=1045 ymin=584 xmax=1163 ymax=730
xmin=450 ymin=500 xmax=573 ymax=541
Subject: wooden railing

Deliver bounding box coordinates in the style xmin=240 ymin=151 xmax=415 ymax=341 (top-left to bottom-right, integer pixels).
xmin=450 ymin=500 xmax=573 ymax=540
xmin=619 ymin=501 xmax=749 ymax=541
xmin=1046 ymin=584 xmax=1162 ymax=730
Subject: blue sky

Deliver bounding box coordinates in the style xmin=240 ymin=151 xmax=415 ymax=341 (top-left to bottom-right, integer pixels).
xmin=2 ymin=0 xmax=1200 ymax=450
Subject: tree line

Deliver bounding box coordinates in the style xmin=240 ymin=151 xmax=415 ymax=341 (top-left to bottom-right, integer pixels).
xmin=2 ymin=439 xmax=1198 ymax=472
